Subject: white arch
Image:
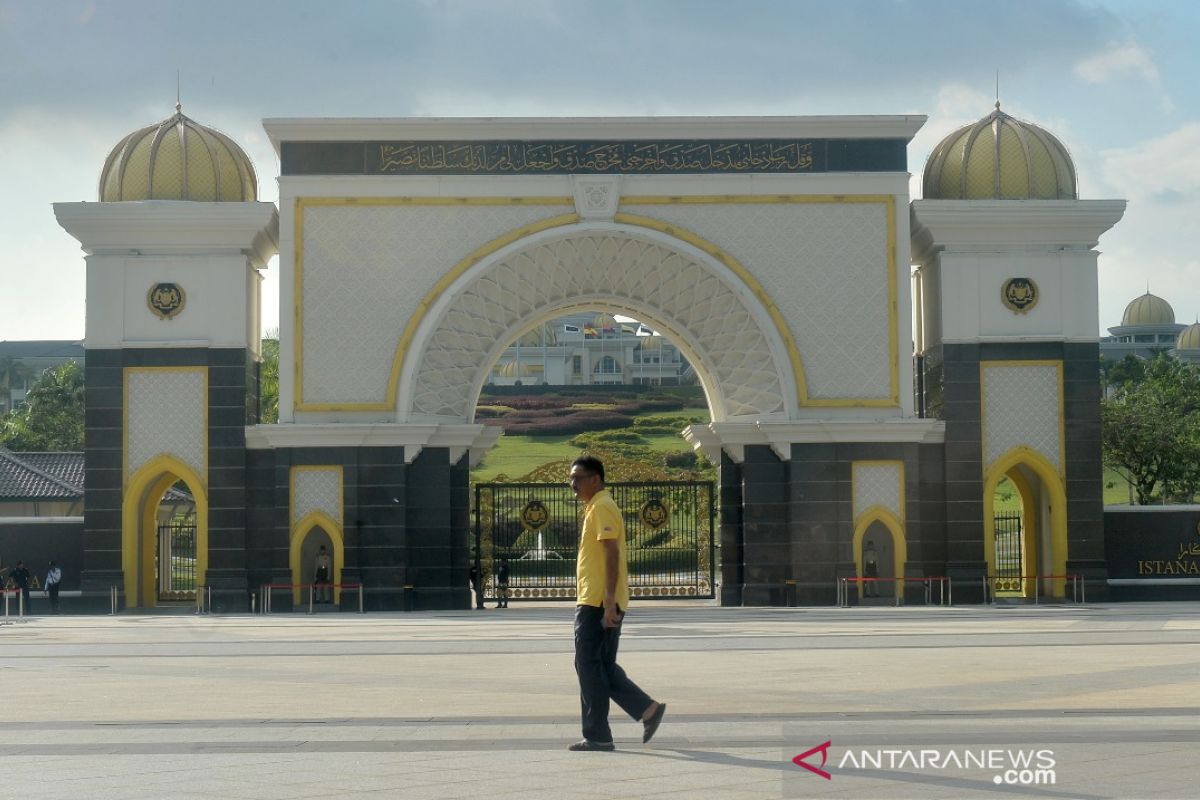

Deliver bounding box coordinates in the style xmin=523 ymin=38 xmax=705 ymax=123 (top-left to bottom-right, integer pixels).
xmin=396 ymin=221 xmax=800 ymax=423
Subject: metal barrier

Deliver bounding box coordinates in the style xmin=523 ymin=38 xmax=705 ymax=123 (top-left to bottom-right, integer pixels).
xmin=984 ymin=574 xmax=1085 ymax=605
xmin=837 ymin=576 xmax=952 ymax=608
xmin=194 ymin=585 xmax=213 ymax=614
xmin=259 ymin=583 xmax=364 ymax=614
xmin=2 ymin=587 xmax=26 ymax=623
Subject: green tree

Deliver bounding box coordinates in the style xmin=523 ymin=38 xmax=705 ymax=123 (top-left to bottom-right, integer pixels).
xmin=1101 ymin=354 xmax=1200 ymax=504
xmin=259 ymin=331 xmax=279 ymax=424
xmin=1100 ymin=353 xmax=1148 ymax=390
xmin=0 ymin=362 xmax=85 ymax=451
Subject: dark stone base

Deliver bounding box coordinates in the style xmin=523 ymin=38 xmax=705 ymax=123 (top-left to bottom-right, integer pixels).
xmin=1067 ymin=558 xmax=1110 ymax=603
xmin=946 ymin=560 xmax=989 ymax=604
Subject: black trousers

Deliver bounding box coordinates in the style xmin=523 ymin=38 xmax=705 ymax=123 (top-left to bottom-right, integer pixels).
xmin=47 ymin=585 xmax=60 ymax=613
xmin=574 ymin=604 xmax=652 ymax=743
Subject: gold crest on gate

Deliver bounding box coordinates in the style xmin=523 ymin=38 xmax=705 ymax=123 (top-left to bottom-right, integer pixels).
xmin=640 ymin=498 xmax=670 ymax=530
xmin=147 ymin=282 xmax=186 ymax=319
xmin=1001 ymin=278 xmax=1038 ymax=314
xmin=520 ymin=499 xmax=550 ymax=531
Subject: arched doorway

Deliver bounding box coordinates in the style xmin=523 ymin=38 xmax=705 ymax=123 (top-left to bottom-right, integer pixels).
xmin=984 ymin=448 xmax=1067 ymax=599
xmin=396 ymin=222 xmax=801 ymax=606
xmin=991 ymin=471 xmax=1040 ymax=598
xmin=122 ymin=456 xmax=207 ymax=607
xmin=290 ymin=513 xmax=344 ymax=605
xmin=853 ymin=511 xmax=906 ymax=603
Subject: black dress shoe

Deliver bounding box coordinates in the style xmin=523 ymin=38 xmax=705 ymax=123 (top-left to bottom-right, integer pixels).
xmin=642 ymin=702 xmax=667 ymax=743
xmin=567 ymin=739 xmax=615 ymax=751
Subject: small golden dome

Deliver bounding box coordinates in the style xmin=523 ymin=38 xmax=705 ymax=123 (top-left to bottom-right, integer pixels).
xmin=592 ymin=313 xmax=619 ymax=330
xmin=923 ymin=104 xmax=1076 ymax=200
xmin=514 ymin=323 xmax=556 ymax=348
xmin=1121 ymin=292 xmax=1175 ymax=326
xmin=495 ymin=360 xmax=537 ymax=378
xmin=1177 ymin=322 xmax=1200 ymax=350
xmin=638 ymin=335 xmax=664 ymax=351
xmin=99 ymin=105 xmax=257 ymax=202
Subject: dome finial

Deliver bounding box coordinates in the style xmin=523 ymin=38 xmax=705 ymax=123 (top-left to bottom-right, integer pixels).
xmin=995 ymin=69 xmax=1000 ymax=110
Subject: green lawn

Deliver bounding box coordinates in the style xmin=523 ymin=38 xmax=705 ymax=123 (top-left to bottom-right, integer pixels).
xmin=471 ymin=433 xmax=577 ymax=482
xmin=1102 ymin=467 xmax=1135 ymax=505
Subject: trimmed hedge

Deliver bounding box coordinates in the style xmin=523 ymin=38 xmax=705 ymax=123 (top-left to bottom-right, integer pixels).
xmin=495 ymin=409 xmax=633 ymax=435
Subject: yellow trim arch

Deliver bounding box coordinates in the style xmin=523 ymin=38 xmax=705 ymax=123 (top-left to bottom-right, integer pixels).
xmin=290 ymin=510 xmax=345 ymax=605
xmin=122 ymin=454 xmax=208 ymax=608
xmin=984 ymin=446 xmax=1068 ymax=597
xmin=852 ymin=506 xmax=907 ymax=600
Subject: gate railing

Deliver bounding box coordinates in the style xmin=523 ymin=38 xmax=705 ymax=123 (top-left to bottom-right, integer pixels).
xmin=474 ymin=481 xmax=716 ymax=601
xmin=157 ymin=522 xmax=197 ymax=600
xmin=993 ymin=511 xmax=1023 ymax=594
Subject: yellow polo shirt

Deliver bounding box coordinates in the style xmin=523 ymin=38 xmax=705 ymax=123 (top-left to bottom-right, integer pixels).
xmin=576 ymin=488 xmax=629 ymax=609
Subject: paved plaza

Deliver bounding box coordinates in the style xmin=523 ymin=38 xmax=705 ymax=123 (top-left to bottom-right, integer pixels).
xmin=1 ymin=601 xmax=1197 ymax=799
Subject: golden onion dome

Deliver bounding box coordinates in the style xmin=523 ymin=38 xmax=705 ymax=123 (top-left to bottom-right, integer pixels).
xmin=99 ymin=104 xmax=257 ymax=202
xmin=638 ymin=335 xmax=664 ymax=351
xmin=1177 ymin=322 xmax=1200 ymax=350
xmin=495 ymin=360 xmax=536 ymax=378
xmin=592 ymin=313 xmax=619 ymax=330
xmin=514 ymin=323 xmax=556 ymax=347
xmin=1121 ymin=292 xmax=1175 ymax=326
xmin=922 ymin=103 xmax=1076 ymax=200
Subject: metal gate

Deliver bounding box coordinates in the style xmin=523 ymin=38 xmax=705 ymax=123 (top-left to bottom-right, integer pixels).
xmin=157 ymin=521 xmax=197 ymax=601
xmin=474 ymin=481 xmax=715 ymax=601
xmin=993 ymin=511 xmax=1023 ymax=594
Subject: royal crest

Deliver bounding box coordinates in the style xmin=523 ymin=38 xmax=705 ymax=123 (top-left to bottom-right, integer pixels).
xmin=1002 ymin=277 xmax=1038 ymax=314
xmin=640 ymin=497 xmax=670 ymax=530
xmin=147 ymin=282 xmax=186 ymax=319
xmin=520 ymin=499 xmax=550 ymax=532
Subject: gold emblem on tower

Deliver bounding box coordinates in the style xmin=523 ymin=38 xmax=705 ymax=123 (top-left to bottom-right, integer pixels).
xmin=147 ymin=282 xmax=186 ymax=319
xmin=1001 ymin=278 xmax=1038 ymax=314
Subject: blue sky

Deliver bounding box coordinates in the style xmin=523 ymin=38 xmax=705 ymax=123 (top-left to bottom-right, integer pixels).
xmin=2 ymin=0 xmax=1198 ymax=340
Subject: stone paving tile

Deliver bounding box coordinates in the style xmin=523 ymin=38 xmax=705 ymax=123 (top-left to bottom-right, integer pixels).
xmin=4 ymin=604 xmax=1200 ymax=799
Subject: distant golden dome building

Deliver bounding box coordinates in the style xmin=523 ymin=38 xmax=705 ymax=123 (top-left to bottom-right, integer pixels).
xmin=1101 ymin=291 xmax=1185 ymax=362
xmin=1175 ymin=322 xmax=1200 ymax=364
xmin=922 ymin=103 xmax=1076 ymax=200
xmin=1178 ymin=322 xmax=1200 ymax=350
xmin=1121 ymin=292 xmax=1175 ymax=326
xmin=99 ymin=104 xmax=257 ymax=202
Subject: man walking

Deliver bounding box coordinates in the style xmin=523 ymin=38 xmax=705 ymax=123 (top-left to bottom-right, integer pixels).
xmin=567 ymin=455 xmax=665 ymax=751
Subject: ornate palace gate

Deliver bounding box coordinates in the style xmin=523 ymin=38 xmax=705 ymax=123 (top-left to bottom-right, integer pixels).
xmin=474 ymin=481 xmax=716 ymax=602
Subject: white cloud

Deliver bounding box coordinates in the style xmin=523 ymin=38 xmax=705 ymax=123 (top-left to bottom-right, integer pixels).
xmin=1074 ymin=41 xmax=1160 ymax=84
xmin=1100 ymin=122 xmax=1200 ymax=201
